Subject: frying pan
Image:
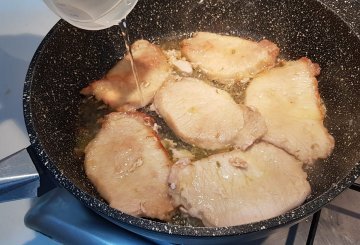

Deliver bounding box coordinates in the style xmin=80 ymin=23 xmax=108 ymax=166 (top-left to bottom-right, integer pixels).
xmin=4 ymin=0 xmax=360 ymax=243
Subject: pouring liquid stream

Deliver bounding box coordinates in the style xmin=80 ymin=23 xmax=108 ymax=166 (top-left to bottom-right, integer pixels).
xmin=119 ymin=19 xmax=145 ymax=106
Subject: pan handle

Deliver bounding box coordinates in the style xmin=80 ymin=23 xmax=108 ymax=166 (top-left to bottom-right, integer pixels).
xmin=0 ymin=147 xmax=56 ymax=202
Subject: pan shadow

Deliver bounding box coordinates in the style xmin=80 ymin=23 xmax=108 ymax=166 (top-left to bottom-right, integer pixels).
xmin=0 ymin=34 xmax=43 ymax=159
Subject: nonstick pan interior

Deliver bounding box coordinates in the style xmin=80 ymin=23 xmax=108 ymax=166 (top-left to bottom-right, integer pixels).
xmin=24 ymin=0 xmax=360 ymax=243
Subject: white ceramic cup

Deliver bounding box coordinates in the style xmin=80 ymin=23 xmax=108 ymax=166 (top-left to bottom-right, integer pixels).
xmin=43 ymin=0 xmax=138 ymax=30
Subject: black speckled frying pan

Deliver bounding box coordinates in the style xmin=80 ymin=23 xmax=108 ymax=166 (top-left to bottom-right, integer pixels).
xmin=21 ymin=0 xmax=360 ymax=243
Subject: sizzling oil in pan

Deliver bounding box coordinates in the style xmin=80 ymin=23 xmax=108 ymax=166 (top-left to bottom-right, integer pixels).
xmin=76 ymin=36 xmax=249 ymax=161
xmin=75 ymin=35 xmax=326 ymax=227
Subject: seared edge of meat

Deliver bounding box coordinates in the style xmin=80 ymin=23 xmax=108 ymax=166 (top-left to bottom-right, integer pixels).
xmin=84 ymin=112 xmax=174 ymax=220
xmin=81 ymin=40 xmax=171 ymax=111
xmin=153 ymin=77 xmax=267 ymax=151
xmin=180 ymin=32 xmax=279 ymax=83
xmin=168 ymin=142 xmax=311 ymax=227
xmin=245 ymin=57 xmax=334 ymax=164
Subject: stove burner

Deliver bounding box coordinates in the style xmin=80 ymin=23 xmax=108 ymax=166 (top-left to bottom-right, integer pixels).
xmin=304 ymin=183 xmax=360 ymax=245
xmin=25 ymin=183 xmax=360 ymax=244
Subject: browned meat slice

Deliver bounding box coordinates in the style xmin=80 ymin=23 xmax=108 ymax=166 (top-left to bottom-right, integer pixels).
xmin=168 ymin=142 xmax=311 ymax=227
xmin=181 ymin=32 xmax=279 ymax=83
xmin=84 ymin=112 xmax=174 ymax=220
xmin=245 ymin=58 xmax=335 ymax=164
xmin=153 ymin=77 xmax=267 ymax=150
xmin=81 ymin=40 xmax=171 ymax=111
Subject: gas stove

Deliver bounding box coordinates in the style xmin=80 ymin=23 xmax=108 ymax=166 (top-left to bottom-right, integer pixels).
xmin=23 ymin=184 xmax=359 ymax=245
xmin=0 ymin=1 xmax=359 ymax=244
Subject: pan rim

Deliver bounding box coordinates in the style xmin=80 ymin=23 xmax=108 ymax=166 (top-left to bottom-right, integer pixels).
xmin=23 ymin=3 xmax=360 ymax=236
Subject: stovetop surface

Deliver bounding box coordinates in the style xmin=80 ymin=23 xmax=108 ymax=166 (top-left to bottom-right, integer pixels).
xmin=25 ymin=188 xmax=159 ymax=245
xmin=24 ymin=184 xmax=359 ymax=245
